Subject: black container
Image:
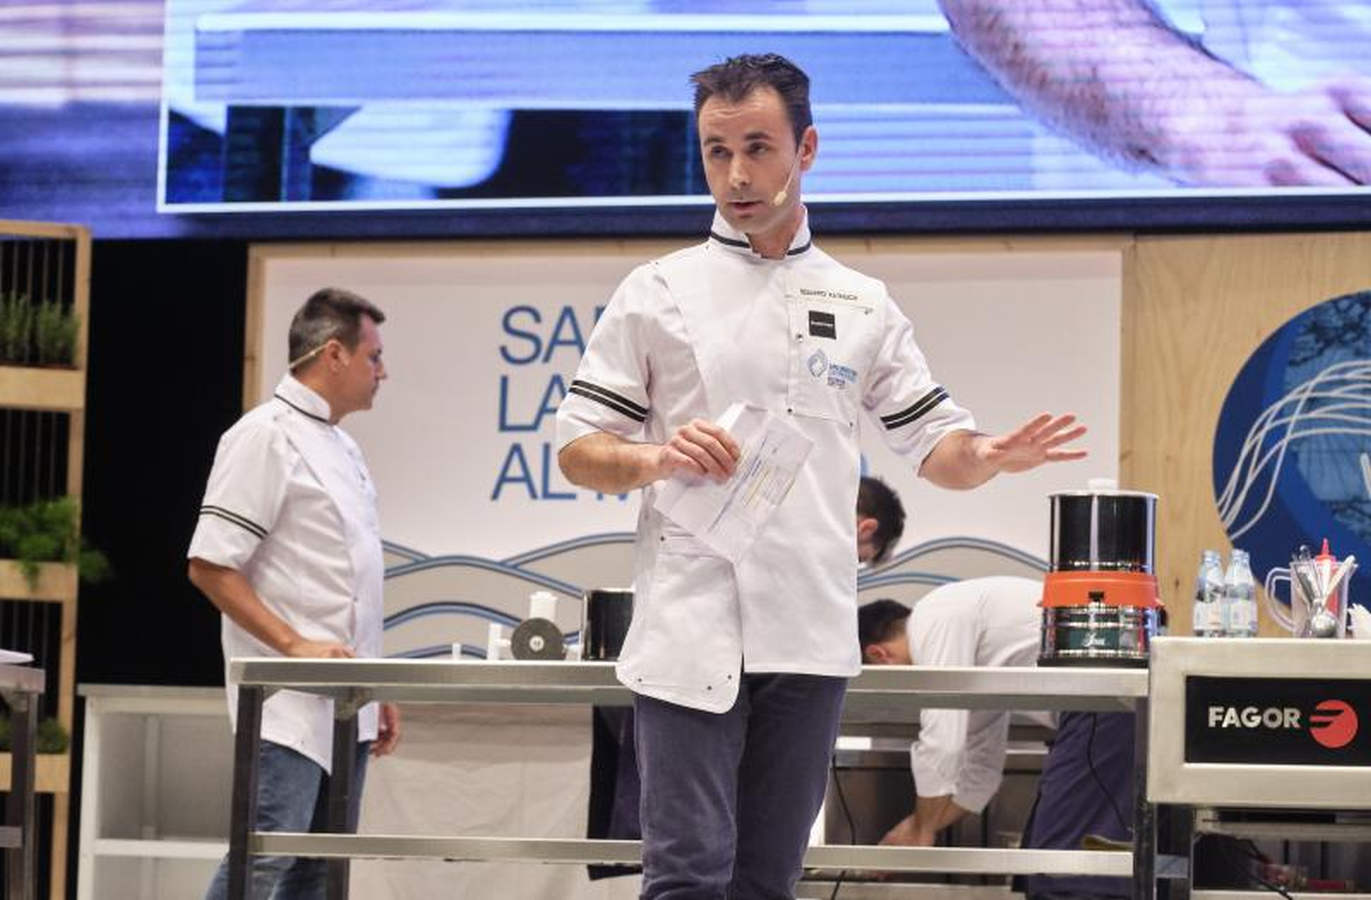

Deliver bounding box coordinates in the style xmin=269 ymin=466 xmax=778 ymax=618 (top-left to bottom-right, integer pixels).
xmin=582 ymin=588 xmax=633 ymax=661
xmin=1049 ymin=490 xmax=1157 ymax=574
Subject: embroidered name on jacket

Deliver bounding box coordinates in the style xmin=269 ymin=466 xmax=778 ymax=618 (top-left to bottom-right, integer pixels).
xmin=808 ymin=310 xmax=837 ymax=339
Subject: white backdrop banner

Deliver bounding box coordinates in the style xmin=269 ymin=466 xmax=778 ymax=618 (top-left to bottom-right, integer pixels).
xmin=250 ymin=234 xmax=1122 ymax=899
xmin=254 ymin=238 xmax=1120 ymax=632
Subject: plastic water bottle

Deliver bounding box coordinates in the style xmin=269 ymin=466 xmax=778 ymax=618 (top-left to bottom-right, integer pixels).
xmin=1222 ymin=549 xmax=1259 ymax=638
xmin=1192 ymin=550 xmax=1225 ymax=637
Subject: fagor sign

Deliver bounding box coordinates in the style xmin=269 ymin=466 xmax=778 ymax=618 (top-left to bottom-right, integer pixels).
xmin=1186 ymin=677 xmax=1370 ymax=765
xmin=1206 ymin=706 xmax=1301 ymax=729
xmin=1310 ymin=700 xmax=1359 ymax=750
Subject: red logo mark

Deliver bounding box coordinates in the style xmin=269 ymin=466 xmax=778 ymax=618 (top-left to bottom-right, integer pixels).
xmin=1310 ymin=700 xmax=1359 ymax=749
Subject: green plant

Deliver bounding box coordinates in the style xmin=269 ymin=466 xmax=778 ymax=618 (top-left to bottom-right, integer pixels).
xmin=0 ymin=292 xmax=33 ymax=363
xmin=0 ymin=292 xmax=78 ymax=366
xmin=33 ymin=297 xmax=77 ymax=365
xmin=0 ymin=497 xmax=111 ymax=588
xmin=0 ymin=715 xmax=69 ymax=754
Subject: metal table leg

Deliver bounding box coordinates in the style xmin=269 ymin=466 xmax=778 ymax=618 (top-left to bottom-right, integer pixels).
xmin=227 ymin=686 xmax=264 ymax=900
xmin=5 ymin=691 xmax=35 ymax=900
xmin=325 ymin=696 xmax=359 ymax=900
xmin=1133 ymin=697 xmax=1156 ymax=900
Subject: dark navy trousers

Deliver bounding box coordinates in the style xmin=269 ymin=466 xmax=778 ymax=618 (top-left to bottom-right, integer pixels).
xmin=1020 ymin=711 xmax=1136 ymax=900
xmin=634 ymin=673 xmax=848 ymax=900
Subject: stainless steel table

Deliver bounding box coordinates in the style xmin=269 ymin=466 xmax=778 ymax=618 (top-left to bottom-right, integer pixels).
xmin=0 ymin=663 xmax=45 ymax=900
xmin=1149 ymin=637 xmax=1371 ymax=898
xmin=225 ymin=658 xmax=1167 ymax=900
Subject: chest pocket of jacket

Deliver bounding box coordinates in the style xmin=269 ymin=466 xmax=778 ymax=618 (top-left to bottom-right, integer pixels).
xmin=785 ymin=297 xmax=872 ymax=427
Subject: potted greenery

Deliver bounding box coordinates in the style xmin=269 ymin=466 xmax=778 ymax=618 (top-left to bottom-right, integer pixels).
xmin=0 ymin=497 xmax=109 ymax=592
xmin=0 ymin=714 xmax=69 ymax=754
xmin=0 ymin=292 xmax=79 ymax=368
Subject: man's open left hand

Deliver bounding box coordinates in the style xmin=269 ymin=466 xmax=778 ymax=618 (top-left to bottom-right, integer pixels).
xmin=979 ymin=412 xmax=1087 ymax=474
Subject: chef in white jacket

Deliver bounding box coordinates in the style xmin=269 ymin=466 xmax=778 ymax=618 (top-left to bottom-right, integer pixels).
xmin=859 ymin=577 xmax=1053 ymax=846
xmin=189 ymin=287 xmax=400 ymax=900
xmin=556 ymin=53 xmax=1087 ymax=900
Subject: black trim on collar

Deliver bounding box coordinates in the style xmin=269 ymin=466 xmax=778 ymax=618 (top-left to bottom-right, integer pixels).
xmin=708 ymin=230 xmax=749 ymax=249
xmin=708 ymin=230 xmax=812 ymax=256
xmin=199 ymin=505 xmax=268 ymax=540
xmin=274 ymin=392 xmax=330 ymax=424
xmin=881 ymin=387 xmax=950 ymax=430
xmin=568 ymin=379 xmax=648 ymax=423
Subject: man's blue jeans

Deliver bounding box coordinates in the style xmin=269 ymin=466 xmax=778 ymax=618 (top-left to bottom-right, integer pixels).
xmin=635 ymin=673 xmax=848 ymax=900
xmin=204 ymin=739 xmax=370 ymax=900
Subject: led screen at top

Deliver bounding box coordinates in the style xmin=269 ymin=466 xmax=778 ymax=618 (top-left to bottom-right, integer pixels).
xmin=3 ymin=1 xmax=1370 ymax=237
xmin=158 ymin=1 xmax=1371 ymax=212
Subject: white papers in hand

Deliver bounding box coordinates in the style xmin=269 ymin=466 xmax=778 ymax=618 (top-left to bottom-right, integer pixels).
xmin=652 ymin=403 xmax=813 ymax=563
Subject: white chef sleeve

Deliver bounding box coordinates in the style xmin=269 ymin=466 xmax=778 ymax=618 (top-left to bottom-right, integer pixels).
xmin=556 ymin=266 xmax=654 ymax=450
xmin=950 ymin=709 xmax=1012 ymax=814
xmin=909 ymin=599 xmax=979 ymax=802
xmin=864 ymin=295 xmax=975 ymax=466
xmin=188 ymin=421 xmax=292 ymax=571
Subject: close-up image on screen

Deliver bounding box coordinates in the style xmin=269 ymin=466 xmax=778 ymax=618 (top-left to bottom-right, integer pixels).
xmin=157 ymin=0 xmax=1371 ymax=210
xmin=5 ymin=1 xmax=1371 ymax=236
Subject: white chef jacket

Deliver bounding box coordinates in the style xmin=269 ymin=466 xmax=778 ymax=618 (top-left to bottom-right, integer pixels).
xmin=907 ymin=576 xmax=1053 ymax=814
xmin=556 ymin=211 xmax=975 ymax=713
xmin=188 ymin=374 xmax=382 ymax=773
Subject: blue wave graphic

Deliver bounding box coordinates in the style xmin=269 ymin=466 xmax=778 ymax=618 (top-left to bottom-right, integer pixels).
xmin=385 ymin=533 xmax=1044 ymax=586
xmin=391 ymin=642 xmax=486 ymax=660
xmin=382 ymin=540 xmax=430 ymax=562
xmin=858 ymin=572 xmax=959 ymax=590
xmin=500 ymin=532 xmax=635 ymax=567
xmin=868 ymin=536 xmax=1049 ymax=575
xmin=386 ymin=554 xmax=582 ymax=597
xmin=381 ymin=534 xmax=1042 ymax=651
xmin=385 ymin=601 xmax=521 ymax=630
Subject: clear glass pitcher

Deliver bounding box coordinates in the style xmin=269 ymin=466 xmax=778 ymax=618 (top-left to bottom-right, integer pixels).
xmin=1265 ymin=550 xmax=1356 ymax=638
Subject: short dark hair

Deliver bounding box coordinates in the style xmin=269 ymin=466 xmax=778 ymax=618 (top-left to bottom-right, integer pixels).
xmin=858 ymin=475 xmax=906 ymax=564
xmin=288 ymin=287 xmax=386 ymax=370
xmin=858 ymin=599 xmax=910 ymax=656
xmin=690 ymin=53 xmax=813 ymax=146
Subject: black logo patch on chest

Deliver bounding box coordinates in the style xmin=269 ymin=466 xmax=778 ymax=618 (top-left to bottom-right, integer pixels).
xmin=808 ymin=310 xmax=837 ymax=339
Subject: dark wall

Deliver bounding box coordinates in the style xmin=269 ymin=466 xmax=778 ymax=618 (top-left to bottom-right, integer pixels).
xmin=78 ymin=239 xmax=249 ymax=687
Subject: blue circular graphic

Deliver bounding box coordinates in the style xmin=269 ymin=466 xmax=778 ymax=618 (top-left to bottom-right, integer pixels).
xmin=1212 ymin=291 xmax=1371 ymax=613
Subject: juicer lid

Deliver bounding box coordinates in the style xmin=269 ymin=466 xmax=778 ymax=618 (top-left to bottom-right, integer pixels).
xmin=1049 ymin=489 xmax=1159 ymax=500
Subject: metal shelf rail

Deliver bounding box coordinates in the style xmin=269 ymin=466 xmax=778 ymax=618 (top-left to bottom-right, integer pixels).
xmin=224 ymin=659 xmax=1170 ymax=900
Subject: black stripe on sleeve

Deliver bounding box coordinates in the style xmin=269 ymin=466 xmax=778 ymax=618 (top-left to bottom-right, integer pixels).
xmin=568 ymin=380 xmax=648 ymax=423
xmin=880 ymin=387 xmax=950 ymax=431
xmin=199 ymin=505 xmax=268 ymax=540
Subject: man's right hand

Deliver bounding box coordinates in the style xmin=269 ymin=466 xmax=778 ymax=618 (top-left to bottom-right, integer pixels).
xmin=879 ymin=813 xmax=936 ymax=847
xmin=558 ymin=421 xmax=741 ymax=494
xmin=653 ymin=418 xmax=741 ymax=481
xmin=283 ymin=638 xmax=355 ymax=658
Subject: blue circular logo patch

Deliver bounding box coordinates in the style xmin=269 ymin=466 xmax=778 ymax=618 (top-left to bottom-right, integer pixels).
xmin=1213 ymin=291 xmax=1371 ymax=612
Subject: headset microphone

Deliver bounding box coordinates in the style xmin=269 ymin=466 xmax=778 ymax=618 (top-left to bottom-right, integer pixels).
xmin=771 ymin=152 xmax=803 ymax=207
